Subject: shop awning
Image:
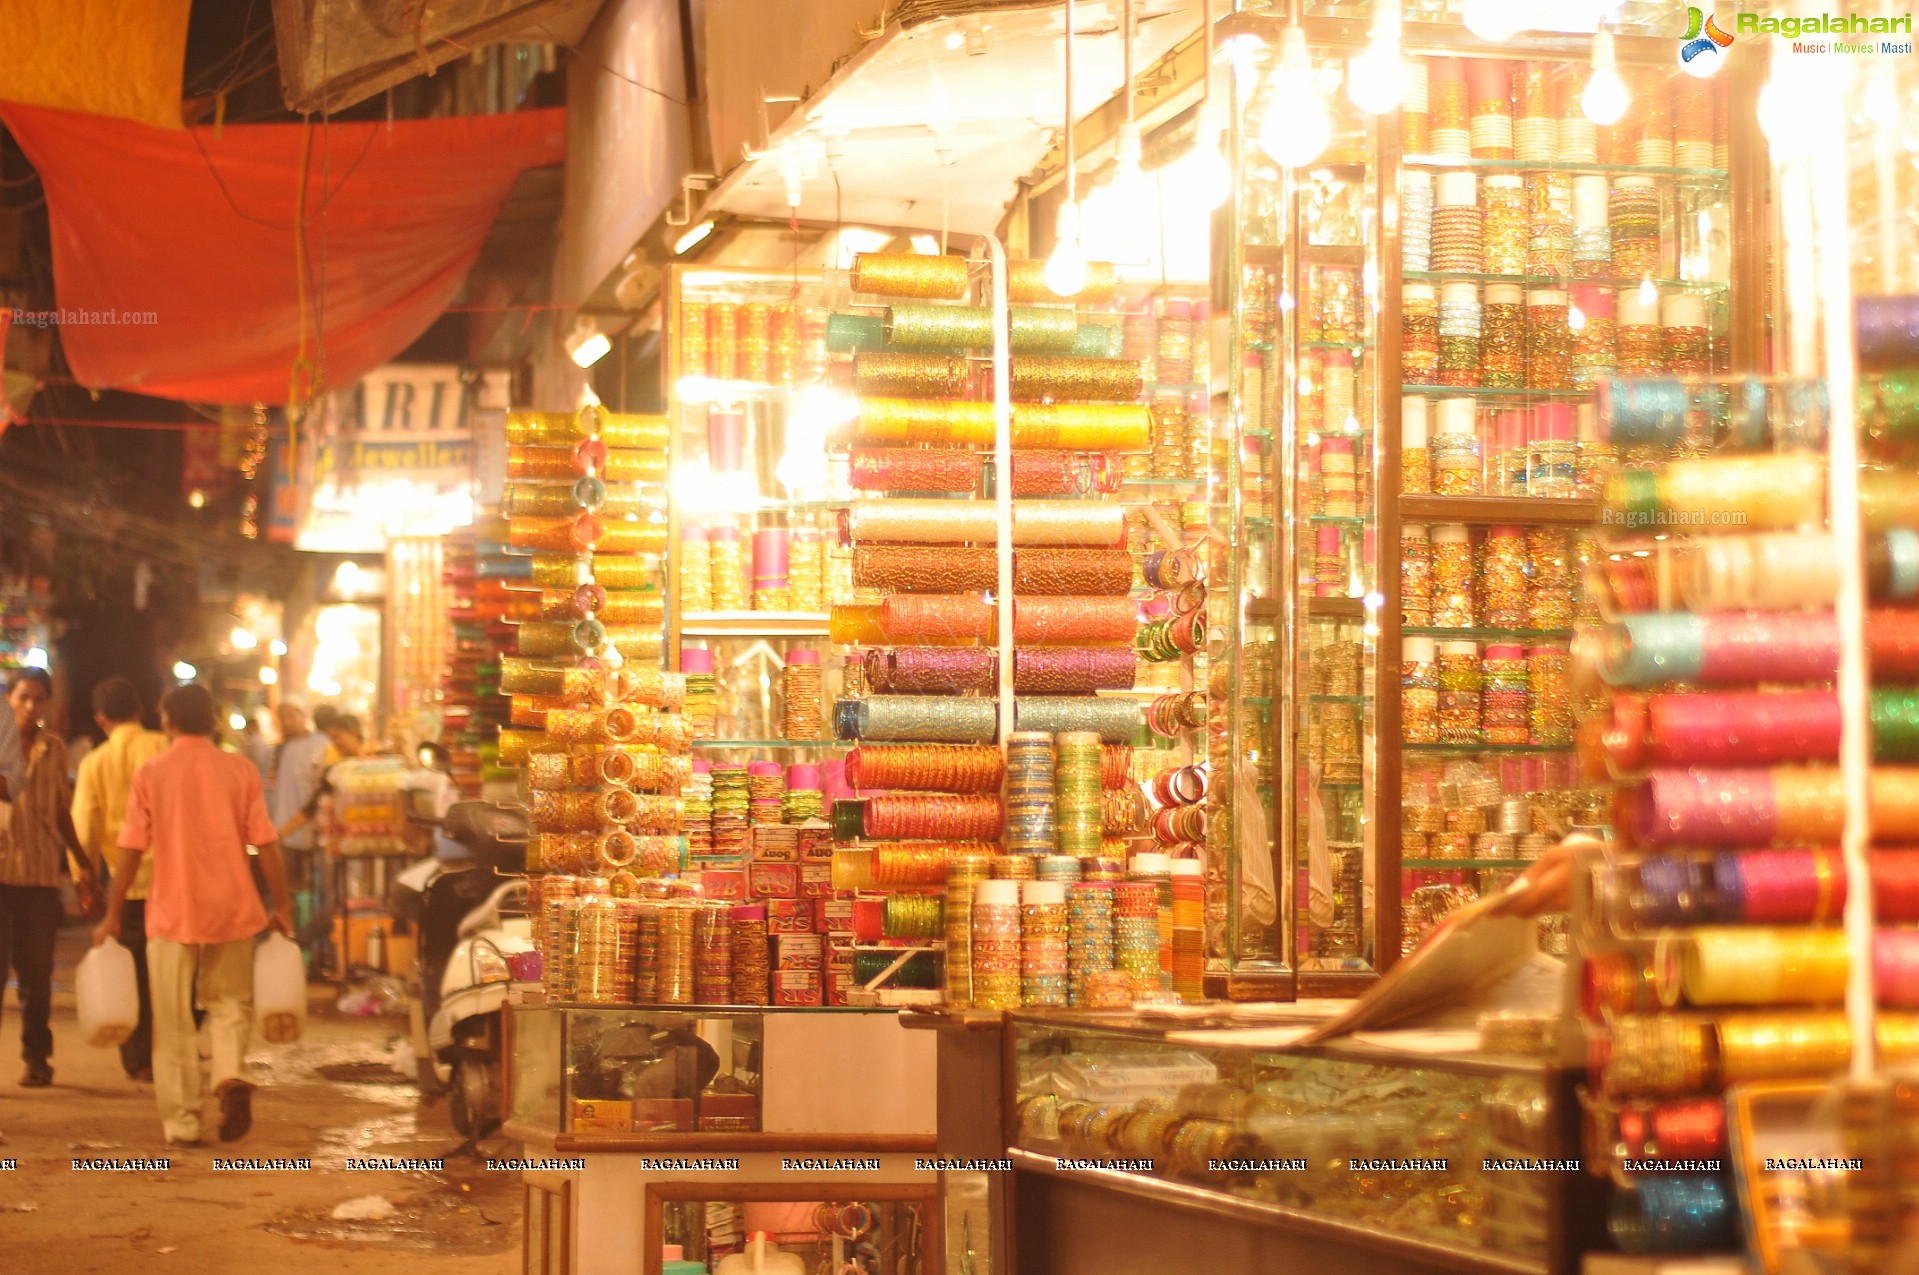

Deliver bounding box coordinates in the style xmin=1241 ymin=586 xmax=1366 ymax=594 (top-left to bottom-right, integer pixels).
xmin=0 ymin=103 xmax=567 ymax=405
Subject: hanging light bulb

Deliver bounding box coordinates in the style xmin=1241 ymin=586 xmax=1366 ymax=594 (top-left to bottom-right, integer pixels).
xmin=1175 ymin=0 xmax=1231 ymax=212
xmin=1176 ymin=98 xmax=1232 ymax=210
xmin=1095 ymin=120 xmax=1159 ymax=263
xmin=1258 ymin=24 xmax=1331 ymax=168
xmin=1462 ymin=0 xmax=1527 ymax=42
xmin=1346 ymin=6 xmax=1407 ymax=116
xmin=1045 ymin=199 xmax=1089 ymax=297
xmin=1581 ymin=28 xmax=1630 ymax=126
xmin=1046 ymin=0 xmax=1089 ymax=296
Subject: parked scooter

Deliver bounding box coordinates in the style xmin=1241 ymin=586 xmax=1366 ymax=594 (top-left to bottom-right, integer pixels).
xmin=390 ymin=798 xmax=532 ymax=1137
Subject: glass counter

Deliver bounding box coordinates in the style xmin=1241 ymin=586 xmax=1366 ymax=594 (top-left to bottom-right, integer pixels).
xmin=509 ymin=1006 xmax=766 ymax=1136
xmin=1006 ymin=1013 xmax=1596 ymax=1272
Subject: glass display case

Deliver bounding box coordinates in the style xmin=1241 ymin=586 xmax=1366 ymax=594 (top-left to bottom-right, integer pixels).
xmin=1006 ymin=1012 xmax=1599 ymax=1273
xmin=664 ymin=264 xmax=850 ymax=742
xmin=507 ymin=1003 xmax=938 ymax=1141
xmin=509 ymin=1006 xmax=766 ymax=1136
xmin=1217 ymin=14 xmax=1766 ymax=984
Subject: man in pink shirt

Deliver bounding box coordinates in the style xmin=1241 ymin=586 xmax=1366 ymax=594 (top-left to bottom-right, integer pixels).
xmin=93 ymin=684 xmax=295 ymax=1147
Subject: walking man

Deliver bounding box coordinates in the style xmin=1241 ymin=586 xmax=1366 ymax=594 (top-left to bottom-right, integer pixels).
xmin=0 ymin=667 xmax=83 ymax=1087
xmin=71 ymin=677 xmax=168 ymax=1080
xmin=94 ymin=684 xmax=294 ymax=1146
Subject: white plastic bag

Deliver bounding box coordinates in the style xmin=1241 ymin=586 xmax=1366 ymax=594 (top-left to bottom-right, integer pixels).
xmin=76 ymin=939 xmax=138 ymax=1047
xmin=254 ymin=932 xmax=307 ymax=1043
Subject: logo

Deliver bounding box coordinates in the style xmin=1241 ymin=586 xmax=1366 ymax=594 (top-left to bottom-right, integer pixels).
xmin=1679 ymin=7 xmax=1735 ymax=73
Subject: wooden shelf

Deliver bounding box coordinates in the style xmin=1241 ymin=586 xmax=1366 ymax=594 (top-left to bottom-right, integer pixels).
xmin=1399 ymin=495 xmax=1601 ymax=527
xmin=681 ymin=611 xmax=832 ymax=637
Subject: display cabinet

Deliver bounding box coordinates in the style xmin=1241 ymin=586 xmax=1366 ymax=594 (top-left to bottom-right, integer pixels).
xmin=505 ymin=1003 xmax=941 ymax=1275
xmin=506 ymin=1003 xmax=936 ymax=1143
xmin=663 ymin=265 xmax=850 ymax=744
xmin=1217 ymin=13 xmax=1766 ymax=984
xmin=1003 ymin=1011 xmax=1602 ymax=1275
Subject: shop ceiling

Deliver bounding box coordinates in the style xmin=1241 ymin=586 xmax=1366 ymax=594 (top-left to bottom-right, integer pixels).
xmin=697 ymin=0 xmax=1202 ymax=240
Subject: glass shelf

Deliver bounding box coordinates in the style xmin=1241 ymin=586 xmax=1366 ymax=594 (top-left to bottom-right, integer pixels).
xmin=1243 ymin=695 xmax=1274 ymax=707
xmin=1403 ymin=859 xmax=1538 ymax=870
xmin=1308 ymin=694 xmax=1367 ymax=704
xmin=1403 ymin=269 xmax=1729 ymax=291
xmin=1401 ymin=384 xmax=1592 ymax=401
xmin=689 ymin=739 xmax=851 ymax=751
xmin=681 ymin=611 xmax=832 ymax=637
xmin=1402 ymin=625 xmax=1574 ymax=642
xmin=1309 ymin=514 xmax=1369 ymax=527
xmin=1400 ymin=154 xmax=1730 ymax=182
xmin=1304 ymin=339 xmax=1371 ymax=351
xmin=1403 ymin=742 xmax=1577 ymax=756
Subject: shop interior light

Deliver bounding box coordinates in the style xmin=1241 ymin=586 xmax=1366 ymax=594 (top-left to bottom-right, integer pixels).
xmin=566 ymin=317 xmax=613 ymax=369
xmin=1346 ymin=4 xmax=1408 ymax=115
xmin=909 ymin=234 xmax=942 ymax=254
xmin=172 ymin=660 xmax=197 ymax=682
xmin=1045 ymin=199 xmax=1090 ymax=298
xmin=1580 ymin=27 xmax=1630 ymax=126
xmin=270 ymin=639 xmax=288 ymax=656
xmin=23 ymin=647 xmax=47 ymax=669
xmin=259 ymin=666 xmax=279 ymax=685
xmin=1088 ymin=0 xmax=1157 ymax=264
xmin=1258 ymin=24 xmax=1331 ymax=169
xmin=1171 ymin=0 xmax=1231 ymax=212
xmin=673 ymin=219 xmax=716 ymax=255
xmin=1463 ymin=0 xmax=1528 ymax=42
xmin=230 ymin=626 xmax=257 ymax=650
xmin=1044 ymin=0 xmax=1088 ymax=297
xmin=229 ymin=712 xmax=248 ymax=732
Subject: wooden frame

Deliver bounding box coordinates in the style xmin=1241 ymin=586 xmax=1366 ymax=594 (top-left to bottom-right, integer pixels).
xmin=1216 ymin=12 xmax=1769 ymax=983
xmin=640 ymin=1181 xmax=941 ymax=1275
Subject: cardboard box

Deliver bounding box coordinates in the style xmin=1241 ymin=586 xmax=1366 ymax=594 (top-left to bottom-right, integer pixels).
xmin=749 ymin=861 xmax=799 ymax=899
xmin=797 ymin=824 xmax=835 ymax=861
xmin=697 ymin=1092 xmax=760 ymax=1131
xmin=825 ymin=939 xmax=857 ymax=1007
xmin=751 ymin=825 xmax=799 ymax=862
xmin=767 ymin=898 xmax=814 ymax=934
xmin=815 ymin=898 xmax=855 ymax=934
xmin=775 ymin=969 xmax=823 ymax=1006
xmin=630 ymin=1098 xmax=696 ymax=1132
xmin=571 ymin=1099 xmax=631 ymax=1132
xmin=798 ymin=863 xmax=836 ymax=899
xmin=774 ymin=934 xmax=824 ymax=971
xmin=700 ymin=868 xmax=747 ymax=901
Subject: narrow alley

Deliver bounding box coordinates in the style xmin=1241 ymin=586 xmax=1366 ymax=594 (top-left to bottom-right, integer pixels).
xmin=1 ymin=929 xmax=521 ymax=1274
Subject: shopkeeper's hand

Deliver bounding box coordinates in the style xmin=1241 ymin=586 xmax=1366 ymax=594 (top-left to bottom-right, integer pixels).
xmin=92 ymin=907 xmax=121 ymax=946
xmin=270 ymin=901 xmax=296 ymax=937
xmin=1484 ymin=833 xmax=1604 ymax=919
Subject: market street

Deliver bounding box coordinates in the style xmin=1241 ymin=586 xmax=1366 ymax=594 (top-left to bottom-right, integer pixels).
xmin=1 ymin=928 xmax=520 ymax=1274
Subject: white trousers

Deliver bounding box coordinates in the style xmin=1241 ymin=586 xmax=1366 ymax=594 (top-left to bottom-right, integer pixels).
xmin=147 ymin=937 xmax=252 ymax=1143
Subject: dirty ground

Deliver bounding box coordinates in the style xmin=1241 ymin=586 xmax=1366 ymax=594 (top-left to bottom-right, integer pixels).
xmin=1 ymin=927 xmax=521 ymax=1273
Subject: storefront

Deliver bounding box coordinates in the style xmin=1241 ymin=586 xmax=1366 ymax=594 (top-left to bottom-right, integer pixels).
xmin=473 ymin=4 xmax=1919 ymax=1274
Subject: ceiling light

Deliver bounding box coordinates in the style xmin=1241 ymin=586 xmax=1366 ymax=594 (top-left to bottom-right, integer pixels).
xmin=1259 ymin=25 xmax=1331 ymax=169
xmin=172 ymin=661 xmax=197 ymax=682
xmin=1175 ymin=0 xmax=1230 ymax=211
xmin=674 ymin=219 xmax=716 ymax=255
xmin=1581 ymin=28 xmax=1630 ymax=126
xmin=270 ymin=639 xmax=288 ymax=656
xmin=259 ymin=666 xmax=279 ymax=685
xmin=230 ymin=626 xmax=258 ymax=650
xmin=1045 ymin=200 xmax=1089 ymax=298
xmin=1463 ymin=0 xmax=1528 ymax=42
xmin=566 ymin=317 xmax=612 ymax=369
xmin=909 ymin=234 xmax=942 ymax=255
xmin=229 ymin=713 xmax=248 ymax=732
xmin=1045 ymin=0 xmax=1088 ymax=297
xmin=1347 ymin=5 xmax=1408 ymax=115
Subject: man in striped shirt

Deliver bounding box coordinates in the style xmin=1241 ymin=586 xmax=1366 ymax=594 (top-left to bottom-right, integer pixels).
xmin=0 ymin=667 xmax=83 ymax=1087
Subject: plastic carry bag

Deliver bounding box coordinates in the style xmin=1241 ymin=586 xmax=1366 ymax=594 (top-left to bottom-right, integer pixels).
xmin=254 ymin=932 xmax=308 ymax=1043
xmin=76 ymin=939 xmax=139 ymax=1047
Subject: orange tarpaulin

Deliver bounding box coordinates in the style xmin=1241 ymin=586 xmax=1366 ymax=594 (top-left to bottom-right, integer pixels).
xmin=0 ymin=104 xmax=566 ymax=405
xmin=0 ymin=0 xmax=191 ymax=129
